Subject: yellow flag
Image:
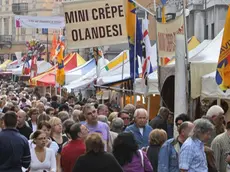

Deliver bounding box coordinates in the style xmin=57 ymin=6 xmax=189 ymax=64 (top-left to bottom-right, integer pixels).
xmin=56 ymin=46 xmax=65 ymax=86
xmin=216 ymin=5 xmax=230 ymax=91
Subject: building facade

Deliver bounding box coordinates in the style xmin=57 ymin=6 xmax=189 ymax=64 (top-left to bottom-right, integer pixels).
xmin=0 ymin=0 xmax=55 ymax=60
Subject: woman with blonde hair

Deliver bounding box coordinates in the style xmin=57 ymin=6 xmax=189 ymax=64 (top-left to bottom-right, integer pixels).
xmin=49 ymin=117 xmax=68 ymax=172
xmin=146 ymin=129 xmax=167 ymax=172
xmin=72 ymin=133 xmax=123 ymax=172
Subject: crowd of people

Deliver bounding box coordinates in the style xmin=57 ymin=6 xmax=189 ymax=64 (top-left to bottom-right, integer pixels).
xmin=0 ymin=81 xmax=229 ymax=172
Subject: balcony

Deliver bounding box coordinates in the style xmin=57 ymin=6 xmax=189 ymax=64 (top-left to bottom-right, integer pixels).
xmin=0 ymin=35 xmax=12 ymax=49
xmin=0 ymin=35 xmax=12 ymax=42
xmin=12 ymin=3 xmax=28 ymax=15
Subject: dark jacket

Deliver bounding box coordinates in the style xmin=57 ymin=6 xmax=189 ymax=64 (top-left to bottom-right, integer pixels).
xmin=0 ymin=128 xmax=31 ymax=172
xmin=72 ymin=151 xmax=123 ymax=172
xmin=147 ymin=145 xmax=161 ymax=172
xmin=149 ymin=115 xmax=167 ymax=132
xmin=204 ymin=146 xmax=218 ymax=172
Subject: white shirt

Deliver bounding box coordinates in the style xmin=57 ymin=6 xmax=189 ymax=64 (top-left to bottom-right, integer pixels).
xmin=139 ymin=128 xmax=144 ymax=136
xmin=30 ymin=147 xmax=56 ymax=172
xmin=28 ymin=139 xmax=59 ymax=155
xmin=32 ymin=123 xmax=37 ymax=132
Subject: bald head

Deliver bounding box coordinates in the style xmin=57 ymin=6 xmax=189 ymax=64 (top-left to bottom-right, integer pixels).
xmin=178 ymin=121 xmax=194 ymax=141
xmin=16 ymin=110 xmax=27 ymax=128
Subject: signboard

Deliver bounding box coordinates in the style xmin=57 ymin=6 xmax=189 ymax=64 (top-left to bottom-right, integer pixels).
xmin=15 ymin=15 xmax=65 ymax=29
xmin=157 ymin=15 xmax=184 ymax=57
xmin=63 ymin=0 xmax=128 ymax=49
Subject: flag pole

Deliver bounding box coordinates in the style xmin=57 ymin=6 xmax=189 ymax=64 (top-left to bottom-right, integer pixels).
xmin=121 ymin=51 xmax=125 ymax=108
xmin=133 ymin=8 xmax=137 ymax=106
xmin=182 ymin=0 xmax=189 ymax=115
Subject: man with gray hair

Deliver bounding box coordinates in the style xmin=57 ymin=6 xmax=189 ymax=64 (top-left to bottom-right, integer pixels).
xmin=125 ymin=108 xmax=152 ymax=149
xmin=206 ymin=105 xmax=225 ymax=146
xmin=111 ymin=117 xmax=124 ymax=133
xmin=179 ymin=118 xmax=214 ymax=172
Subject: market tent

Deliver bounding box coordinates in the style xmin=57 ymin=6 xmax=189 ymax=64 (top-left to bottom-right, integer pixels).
xmin=10 ymin=60 xmax=52 ymax=76
xmin=97 ymin=50 xmax=131 ymax=85
xmin=201 ymin=71 xmax=230 ymax=99
xmin=30 ymin=53 xmax=85 ymax=86
xmin=189 ymin=29 xmax=223 ymax=99
xmin=64 ymin=58 xmax=109 ymax=92
xmin=65 ymin=59 xmax=96 ymax=84
xmin=0 ymin=60 xmax=12 ymax=71
xmin=135 ymin=71 xmax=159 ymax=95
xmin=159 ymin=39 xmax=212 ymax=91
xmin=7 ymin=60 xmax=21 ymax=69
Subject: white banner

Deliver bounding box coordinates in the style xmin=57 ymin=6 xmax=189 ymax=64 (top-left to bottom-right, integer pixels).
xmin=15 ymin=15 xmax=65 ymax=29
xmin=63 ymin=0 xmax=128 ymax=49
xmin=157 ymin=15 xmax=184 ymax=57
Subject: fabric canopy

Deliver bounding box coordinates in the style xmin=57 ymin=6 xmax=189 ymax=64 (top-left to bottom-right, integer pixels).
xmin=201 ymin=71 xmax=230 ymax=99
xmin=65 ymin=59 xmax=96 ymax=84
xmin=64 ymin=58 xmax=109 ymax=92
xmin=30 ymin=53 xmax=85 ymax=86
xmin=10 ymin=60 xmax=52 ymax=76
xmin=0 ymin=60 xmax=12 ymax=71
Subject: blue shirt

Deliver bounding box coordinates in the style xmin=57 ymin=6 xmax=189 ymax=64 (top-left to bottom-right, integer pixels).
xmin=125 ymin=124 xmax=152 ymax=149
xmin=179 ymin=137 xmax=208 ymax=172
xmin=158 ymin=138 xmax=180 ymax=172
xmin=0 ymin=128 xmax=31 ymax=172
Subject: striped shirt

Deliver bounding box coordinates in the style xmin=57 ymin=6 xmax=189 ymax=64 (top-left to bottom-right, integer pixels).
xmin=0 ymin=128 xmax=31 ymax=172
xmin=211 ymin=131 xmax=230 ymax=172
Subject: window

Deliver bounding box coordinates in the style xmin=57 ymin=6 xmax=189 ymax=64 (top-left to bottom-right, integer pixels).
xmin=3 ymin=18 xmax=9 ymax=35
xmin=205 ymin=25 xmax=208 ymax=39
xmin=211 ymin=23 xmax=215 ymax=39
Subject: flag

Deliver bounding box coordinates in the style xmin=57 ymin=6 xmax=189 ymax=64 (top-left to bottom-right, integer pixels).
xmin=50 ymin=33 xmax=57 ymax=61
xmin=56 ymin=44 xmax=65 ymax=86
xmin=22 ymin=60 xmax=30 ymax=75
xmin=161 ymin=0 xmax=167 ymax=24
xmin=30 ymin=55 xmax=37 ymax=78
xmin=142 ymin=13 xmax=153 ymax=89
xmin=216 ymin=5 xmax=230 ymax=92
xmin=126 ymin=0 xmax=143 ymax=80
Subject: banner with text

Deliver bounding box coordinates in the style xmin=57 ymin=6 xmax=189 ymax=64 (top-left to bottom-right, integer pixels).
xmin=15 ymin=15 xmax=65 ymax=29
xmin=157 ymin=15 xmax=184 ymax=57
xmin=63 ymin=0 xmax=127 ymax=49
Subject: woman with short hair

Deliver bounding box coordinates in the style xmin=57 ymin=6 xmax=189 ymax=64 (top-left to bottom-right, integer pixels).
xmin=147 ymin=129 xmax=167 ymax=172
xmin=72 ymin=133 xmax=123 ymax=172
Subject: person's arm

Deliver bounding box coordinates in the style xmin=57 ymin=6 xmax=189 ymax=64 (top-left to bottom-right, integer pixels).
xmin=49 ymin=149 xmax=56 ymax=172
xmin=22 ymin=140 xmax=31 ymax=169
xmin=179 ymin=144 xmax=193 ymax=171
xmin=211 ymin=140 xmax=221 ymax=171
xmin=158 ymin=143 xmax=170 ymax=172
